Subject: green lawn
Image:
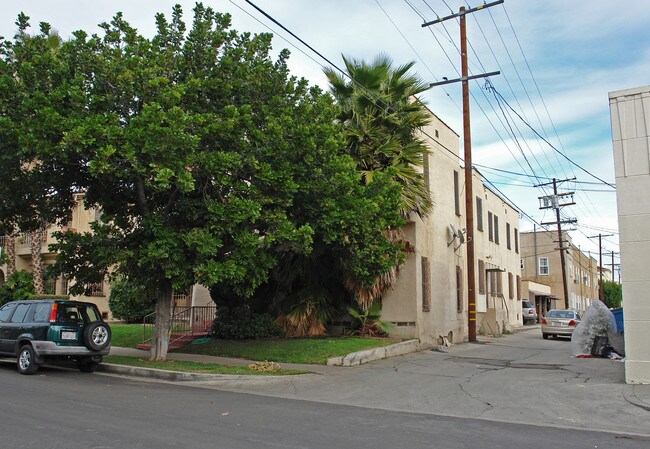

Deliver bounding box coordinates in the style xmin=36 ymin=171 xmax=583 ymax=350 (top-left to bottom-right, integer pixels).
xmin=175 ymin=337 xmax=392 ymax=365
xmin=109 ymin=323 xmax=394 ymax=365
xmin=109 ymin=324 xmax=144 ymax=348
xmin=103 ymin=355 xmax=307 ymax=375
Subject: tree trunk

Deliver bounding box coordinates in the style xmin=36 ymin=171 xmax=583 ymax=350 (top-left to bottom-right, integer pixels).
xmin=150 ymin=281 xmax=173 ymax=361
xmin=5 ymin=235 xmax=16 ymax=277
xmin=30 ymin=228 xmax=45 ymax=294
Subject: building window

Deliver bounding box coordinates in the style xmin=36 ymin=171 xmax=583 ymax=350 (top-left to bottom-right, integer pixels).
xmin=520 ymin=258 xmax=524 ymax=270
xmin=88 ymin=282 xmax=105 ymax=297
xmin=453 ymin=171 xmax=460 ymax=216
xmin=488 ymin=211 xmax=494 ymax=241
xmin=476 ymin=197 xmax=483 ymax=231
xmin=508 ymin=272 xmax=514 ymax=299
xmin=514 ymin=228 xmax=519 ymax=254
xmin=506 ymin=223 xmax=511 ymax=250
xmin=478 ymin=259 xmax=485 ymax=294
xmin=435 ymin=129 xmax=439 ymax=138
xmin=516 ymin=275 xmax=521 ymax=300
xmin=497 ymin=272 xmax=503 ymax=294
xmin=539 ymin=257 xmax=549 ymax=275
xmin=421 ymin=257 xmax=431 ymax=312
xmin=494 ymin=215 xmax=500 ymax=244
xmin=456 ymin=265 xmax=463 ymax=313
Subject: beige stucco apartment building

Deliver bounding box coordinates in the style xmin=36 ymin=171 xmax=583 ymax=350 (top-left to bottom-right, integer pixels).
xmin=520 ymin=230 xmax=598 ymax=316
xmin=0 ymin=193 xmax=113 ymax=318
xmin=609 ymin=85 xmax=650 ymax=384
xmin=381 ymin=108 xmax=522 ymax=346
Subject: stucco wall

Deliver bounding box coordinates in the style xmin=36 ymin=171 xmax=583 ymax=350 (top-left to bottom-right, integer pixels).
xmin=609 ymin=85 xmax=650 ymax=384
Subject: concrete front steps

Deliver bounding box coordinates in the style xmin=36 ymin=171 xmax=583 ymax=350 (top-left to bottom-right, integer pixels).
xmin=136 ymin=331 xmax=209 ymax=351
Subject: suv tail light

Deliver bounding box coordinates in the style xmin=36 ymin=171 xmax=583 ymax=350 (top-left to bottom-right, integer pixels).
xmin=49 ymin=303 xmax=58 ymax=322
xmin=568 ymin=320 xmax=577 ymax=326
xmin=541 ymin=318 xmax=547 ymax=325
xmin=528 ymin=310 xmax=534 ymax=315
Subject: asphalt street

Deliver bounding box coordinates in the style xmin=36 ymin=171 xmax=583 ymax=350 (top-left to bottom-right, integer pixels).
xmin=0 ymin=361 xmax=649 ymax=449
xmin=1 ymin=326 xmax=649 ymax=448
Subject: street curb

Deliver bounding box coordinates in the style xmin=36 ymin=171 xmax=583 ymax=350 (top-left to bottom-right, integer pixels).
xmin=327 ymin=339 xmax=422 ymax=366
xmin=97 ymin=363 xmax=293 ymax=382
xmin=102 ymin=339 xmax=426 ymax=380
xmin=622 ymin=385 xmax=650 ymax=412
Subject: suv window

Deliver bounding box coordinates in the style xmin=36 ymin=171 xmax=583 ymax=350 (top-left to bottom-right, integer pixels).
xmin=0 ymin=303 xmax=17 ymax=322
xmin=58 ymin=303 xmax=101 ymax=323
xmin=522 ymin=301 xmax=534 ymax=309
xmin=10 ymin=303 xmax=31 ymax=323
xmin=33 ymin=303 xmax=51 ymax=323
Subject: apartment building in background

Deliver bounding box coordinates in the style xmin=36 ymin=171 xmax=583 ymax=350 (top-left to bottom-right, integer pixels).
xmin=0 ymin=194 xmax=112 ymax=318
xmin=520 ymin=230 xmax=598 ymax=317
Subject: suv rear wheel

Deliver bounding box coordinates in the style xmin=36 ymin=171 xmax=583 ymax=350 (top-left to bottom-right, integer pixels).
xmin=17 ymin=344 xmax=39 ymax=375
xmin=83 ymin=322 xmax=111 ymax=351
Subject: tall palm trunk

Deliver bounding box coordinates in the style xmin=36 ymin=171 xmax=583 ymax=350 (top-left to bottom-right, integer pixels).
xmin=30 ymin=227 xmax=46 ymax=294
xmin=150 ymin=280 xmax=173 ymax=361
xmin=5 ymin=235 xmax=16 ymax=277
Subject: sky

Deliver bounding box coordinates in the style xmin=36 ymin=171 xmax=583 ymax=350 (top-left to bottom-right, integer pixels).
xmin=2 ymin=0 xmax=649 ymax=273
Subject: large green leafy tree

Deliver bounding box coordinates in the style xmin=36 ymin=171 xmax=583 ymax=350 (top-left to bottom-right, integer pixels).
xmin=1 ymin=4 xmax=404 ymax=359
xmin=0 ymin=16 xmax=84 ymax=292
xmin=324 ymin=55 xmax=432 ymax=308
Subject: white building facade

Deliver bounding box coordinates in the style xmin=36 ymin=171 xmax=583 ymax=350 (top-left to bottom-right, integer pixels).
xmin=610 ymin=85 xmax=650 ymax=384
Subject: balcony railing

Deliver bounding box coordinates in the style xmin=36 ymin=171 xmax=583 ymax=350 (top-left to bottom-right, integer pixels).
xmin=142 ymin=306 xmax=216 ymax=346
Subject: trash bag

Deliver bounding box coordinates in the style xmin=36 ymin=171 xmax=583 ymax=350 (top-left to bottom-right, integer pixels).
xmin=571 ymin=300 xmax=617 ymax=356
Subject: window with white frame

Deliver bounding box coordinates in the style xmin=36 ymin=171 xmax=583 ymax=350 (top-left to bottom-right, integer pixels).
xmin=539 ymin=257 xmax=549 ymax=275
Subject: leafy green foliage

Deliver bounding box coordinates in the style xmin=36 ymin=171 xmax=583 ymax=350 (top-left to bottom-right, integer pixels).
xmin=324 ymin=54 xmax=432 ymax=218
xmin=347 ymin=301 xmax=395 ymax=337
xmin=0 ymin=6 xmax=407 ymax=357
xmin=108 ymin=278 xmax=157 ymax=323
xmin=0 ymin=271 xmax=35 ymax=306
xmin=602 ymin=281 xmax=622 ymax=309
xmin=212 ymin=305 xmax=281 ymax=340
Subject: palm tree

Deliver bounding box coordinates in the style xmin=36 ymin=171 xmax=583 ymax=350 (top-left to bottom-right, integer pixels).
xmin=324 ymin=54 xmax=432 ymax=218
xmin=325 ymin=55 xmax=431 ymax=309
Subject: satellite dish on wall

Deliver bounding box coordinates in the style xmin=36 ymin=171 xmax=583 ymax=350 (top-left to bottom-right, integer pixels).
xmin=448 ymin=224 xmax=459 ymax=247
xmin=448 ymin=224 xmax=467 ymax=249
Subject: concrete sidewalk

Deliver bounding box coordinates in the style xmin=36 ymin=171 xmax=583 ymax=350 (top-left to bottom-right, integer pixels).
xmin=103 ymin=328 xmax=650 ymax=436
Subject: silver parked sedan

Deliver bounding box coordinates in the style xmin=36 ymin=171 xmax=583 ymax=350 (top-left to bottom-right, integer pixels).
xmin=541 ymin=309 xmax=581 ymax=340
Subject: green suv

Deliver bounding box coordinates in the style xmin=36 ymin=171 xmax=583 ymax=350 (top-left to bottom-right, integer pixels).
xmin=0 ymin=299 xmax=111 ymax=375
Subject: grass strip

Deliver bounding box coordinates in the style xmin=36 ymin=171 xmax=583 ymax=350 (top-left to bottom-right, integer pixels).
xmin=104 ymin=355 xmax=309 ymax=376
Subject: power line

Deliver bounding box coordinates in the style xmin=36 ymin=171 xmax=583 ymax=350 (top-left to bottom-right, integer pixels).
xmin=485 ymin=83 xmax=616 ymax=189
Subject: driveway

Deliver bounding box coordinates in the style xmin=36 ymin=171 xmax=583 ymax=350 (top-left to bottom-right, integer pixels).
xmin=185 ymin=326 xmax=650 ymax=436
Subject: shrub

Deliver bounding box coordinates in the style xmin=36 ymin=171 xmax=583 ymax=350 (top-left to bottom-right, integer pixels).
xmin=602 ymin=280 xmax=622 ymax=309
xmin=0 ymin=271 xmax=35 ymax=306
xmin=108 ymin=279 xmax=156 ymax=323
xmin=212 ymin=305 xmax=281 ymax=339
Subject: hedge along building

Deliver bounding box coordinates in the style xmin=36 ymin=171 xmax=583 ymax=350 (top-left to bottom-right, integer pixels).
xmin=381 ymin=107 xmax=522 ymax=346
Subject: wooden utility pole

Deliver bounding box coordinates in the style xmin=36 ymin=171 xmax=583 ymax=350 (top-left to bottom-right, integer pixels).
xmin=588 ymin=233 xmax=614 ymax=300
xmin=423 ymin=0 xmax=502 ymax=342
xmin=538 ymin=178 xmax=576 ymax=309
